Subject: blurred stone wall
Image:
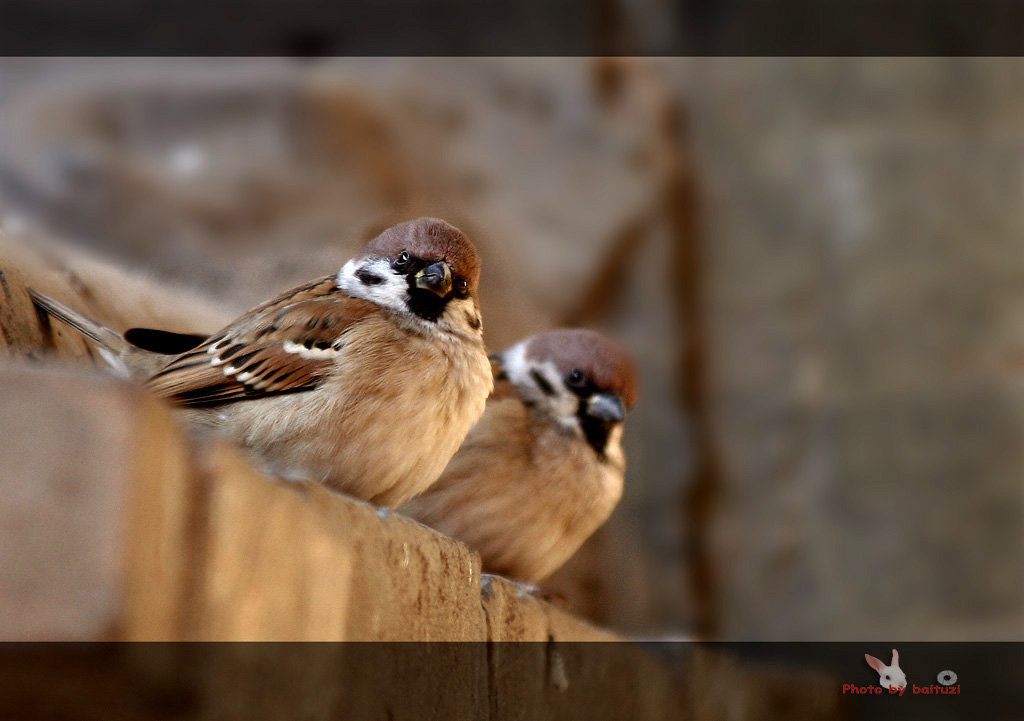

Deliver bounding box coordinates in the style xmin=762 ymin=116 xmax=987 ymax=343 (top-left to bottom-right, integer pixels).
xmin=686 ymin=58 xmax=1024 ymax=639
xmin=0 ymin=57 xmax=1020 ymax=641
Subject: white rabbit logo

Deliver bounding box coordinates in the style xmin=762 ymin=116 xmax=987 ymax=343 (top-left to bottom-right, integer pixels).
xmin=865 ymin=649 xmax=907 ymax=692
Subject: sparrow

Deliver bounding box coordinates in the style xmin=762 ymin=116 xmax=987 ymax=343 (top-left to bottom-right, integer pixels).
xmin=400 ymin=329 xmax=637 ymax=584
xmin=29 ymin=217 xmax=494 ymax=507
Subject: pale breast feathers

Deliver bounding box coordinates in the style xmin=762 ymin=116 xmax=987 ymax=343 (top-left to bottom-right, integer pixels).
xmin=146 ymin=278 xmax=380 ymax=406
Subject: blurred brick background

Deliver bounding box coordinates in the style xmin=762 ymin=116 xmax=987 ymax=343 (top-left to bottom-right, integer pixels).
xmin=0 ymin=57 xmax=1020 ymax=641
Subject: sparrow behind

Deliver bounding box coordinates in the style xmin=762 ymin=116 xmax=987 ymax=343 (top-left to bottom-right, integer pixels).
xmin=30 ymin=218 xmax=493 ymax=507
xmin=400 ymin=329 xmax=637 ymax=584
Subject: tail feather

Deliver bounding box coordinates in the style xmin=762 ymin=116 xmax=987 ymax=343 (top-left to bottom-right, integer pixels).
xmin=28 ymin=288 xmax=125 ymax=351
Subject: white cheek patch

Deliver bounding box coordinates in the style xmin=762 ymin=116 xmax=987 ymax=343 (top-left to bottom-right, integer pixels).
xmin=501 ymin=342 xmax=531 ymax=387
xmin=503 ymin=343 xmax=580 ymax=429
xmin=535 ymin=360 xmax=581 ymax=427
xmin=336 ymin=258 xmax=409 ymax=316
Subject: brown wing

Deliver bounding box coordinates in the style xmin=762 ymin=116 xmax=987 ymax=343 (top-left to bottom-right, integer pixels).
xmin=243 ymin=274 xmax=342 ymax=314
xmin=146 ymin=284 xmax=380 ymax=407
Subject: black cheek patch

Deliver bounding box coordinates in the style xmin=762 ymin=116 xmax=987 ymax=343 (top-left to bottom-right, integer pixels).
xmin=465 ymin=311 xmax=481 ymax=331
xmin=356 ymin=268 xmax=384 ymax=286
xmin=529 ymin=370 xmax=557 ymax=397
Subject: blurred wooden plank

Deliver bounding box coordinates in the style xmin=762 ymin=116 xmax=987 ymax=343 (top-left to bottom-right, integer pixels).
xmin=0 ymin=364 xmax=191 ymax=640
xmin=193 ymin=444 xmax=355 ymax=641
xmin=0 ymin=227 xmax=230 ymax=362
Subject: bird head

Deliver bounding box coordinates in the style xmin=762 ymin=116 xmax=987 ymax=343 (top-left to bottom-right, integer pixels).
xmin=492 ymin=329 xmax=637 ymax=458
xmin=339 ymin=218 xmax=483 ymax=337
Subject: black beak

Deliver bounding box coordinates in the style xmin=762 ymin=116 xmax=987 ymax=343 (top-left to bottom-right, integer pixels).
xmin=586 ymin=393 xmax=625 ymax=423
xmin=414 ymin=261 xmax=453 ymax=297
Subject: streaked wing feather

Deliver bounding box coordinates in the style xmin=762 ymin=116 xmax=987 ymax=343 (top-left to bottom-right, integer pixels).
xmin=147 ymin=286 xmax=378 ymax=407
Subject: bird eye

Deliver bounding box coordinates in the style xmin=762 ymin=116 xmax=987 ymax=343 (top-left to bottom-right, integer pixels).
xmin=568 ymin=368 xmax=586 ymax=386
xmin=395 ymin=250 xmax=410 ymax=266
xmin=885 ymin=675 xmax=890 ymax=680
xmin=456 ymin=279 xmax=469 ymax=296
